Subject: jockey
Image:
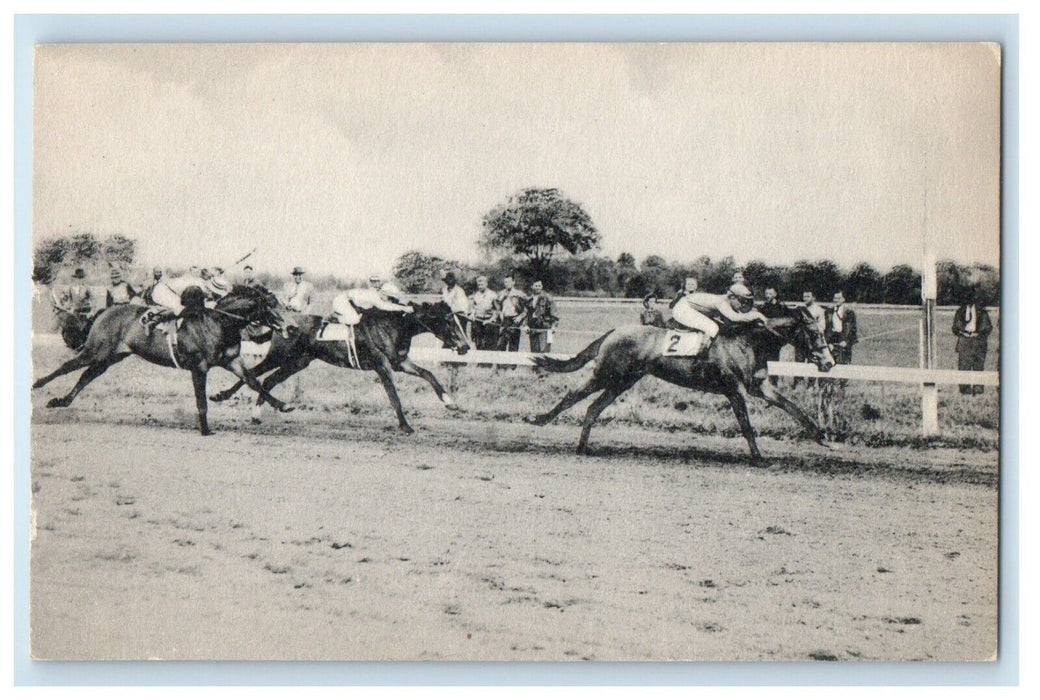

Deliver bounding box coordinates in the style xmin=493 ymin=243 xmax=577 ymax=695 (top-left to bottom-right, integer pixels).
xmin=670 ymin=283 xmax=767 ymax=341
xmin=144 ymin=269 xmax=231 ymax=332
xmin=331 ymin=273 xmax=412 ymax=325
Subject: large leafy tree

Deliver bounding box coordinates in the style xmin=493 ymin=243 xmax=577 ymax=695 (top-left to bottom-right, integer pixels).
xmin=480 ymin=187 xmax=600 ymax=282
xmin=392 ymin=250 xmax=449 ymax=293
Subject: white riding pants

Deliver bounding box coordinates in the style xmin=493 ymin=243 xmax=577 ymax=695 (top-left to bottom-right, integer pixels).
xmin=150 ymin=283 xmax=184 ymax=314
xmin=671 ymin=304 xmax=720 ymax=337
xmin=331 ymin=292 xmax=362 ymax=324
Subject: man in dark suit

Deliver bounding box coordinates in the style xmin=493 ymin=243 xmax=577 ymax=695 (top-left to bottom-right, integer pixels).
xmin=526 ymin=280 xmax=559 ymax=352
xmin=952 ymin=287 xmax=993 ymax=394
xmin=825 ymin=291 xmax=858 ymax=364
xmin=759 ymin=286 xmax=787 ymax=319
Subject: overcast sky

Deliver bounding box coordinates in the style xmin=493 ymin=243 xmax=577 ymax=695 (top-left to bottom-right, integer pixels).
xmin=34 ymin=42 xmax=1000 ymax=277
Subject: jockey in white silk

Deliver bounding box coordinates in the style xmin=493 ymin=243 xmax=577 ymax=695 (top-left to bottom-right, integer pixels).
xmin=671 ymin=283 xmax=766 ymax=338
xmin=151 ymin=271 xmax=231 ymax=314
xmin=331 ymin=275 xmax=412 ymax=325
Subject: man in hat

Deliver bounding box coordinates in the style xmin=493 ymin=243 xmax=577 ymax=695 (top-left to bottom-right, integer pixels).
xmin=825 ymin=291 xmax=858 ymax=365
xmin=495 ymin=275 xmax=528 ymax=352
xmin=952 ymin=287 xmax=993 ymax=395
xmin=282 ymin=266 xmax=314 ymax=313
xmin=105 ymin=268 xmax=138 ymax=307
xmin=469 ymin=275 xmax=498 ymax=350
xmin=640 ymin=291 xmax=666 ymax=328
xmin=525 ymin=281 xmax=558 ymax=352
xmin=51 ymin=267 xmax=94 ymax=316
xmin=669 ymin=283 xmax=767 ymax=356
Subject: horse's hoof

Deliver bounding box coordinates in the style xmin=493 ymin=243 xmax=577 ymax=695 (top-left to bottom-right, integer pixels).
xmin=200 ymin=429 xmax=214 ymax=437
xmin=278 ymin=403 xmax=296 ymax=414
xmin=209 ymin=393 xmax=229 ymax=402
xmin=46 ymin=398 xmax=67 ymax=408
xmin=576 ymin=444 xmax=589 ymax=456
xmin=399 ymin=425 xmax=415 ymax=435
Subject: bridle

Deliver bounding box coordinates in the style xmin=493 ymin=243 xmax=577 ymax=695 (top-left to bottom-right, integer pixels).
xmin=407 ymin=305 xmax=469 ymax=350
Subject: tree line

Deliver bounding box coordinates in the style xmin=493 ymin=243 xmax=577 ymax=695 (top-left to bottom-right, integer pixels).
xmin=393 ymin=249 xmax=1000 ymax=306
xmin=34 ymin=188 xmax=1000 ymax=306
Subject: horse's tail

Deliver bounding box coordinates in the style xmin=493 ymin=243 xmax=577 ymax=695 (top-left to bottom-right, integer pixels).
xmin=532 ymin=330 xmax=613 ymax=373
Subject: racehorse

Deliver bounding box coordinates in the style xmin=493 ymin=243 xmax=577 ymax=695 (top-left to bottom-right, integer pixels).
xmin=210 ymin=301 xmax=471 ymax=434
xmin=527 ymin=306 xmax=836 ymax=459
xmin=32 ymin=285 xmax=295 ymax=436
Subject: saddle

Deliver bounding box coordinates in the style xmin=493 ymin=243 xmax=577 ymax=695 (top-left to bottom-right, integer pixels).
xmin=660 ymin=327 xmax=711 ymax=357
xmin=316 ymin=319 xmax=361 ymax=369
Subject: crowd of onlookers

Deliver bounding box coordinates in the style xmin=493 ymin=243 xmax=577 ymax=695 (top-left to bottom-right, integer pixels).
xmin=44 ymin=263 xmax=994 ymax=394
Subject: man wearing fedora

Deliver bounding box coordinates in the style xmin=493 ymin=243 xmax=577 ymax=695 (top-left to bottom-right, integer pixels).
xmin=106 ymin=268 xmax=139 ymax=307
xmin=51 ymin=267 xmax=94 ymax=316
xmin=952 ymin=287 xmax=994 ymax=395
xmin=283 ymin=266 xmax=314 ymax=313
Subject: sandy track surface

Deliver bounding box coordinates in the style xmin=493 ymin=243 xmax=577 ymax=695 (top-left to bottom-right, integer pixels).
xmin=30 ymin=403 xmax=997 ymax=661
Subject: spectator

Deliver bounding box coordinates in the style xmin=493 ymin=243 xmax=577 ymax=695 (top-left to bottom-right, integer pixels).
xmin=282 ymin=266 xmax=314 ymax=313
xmin=526 ymin=281 xmax=558 ymax=352
xmin=495 ymin=275 xmax=528 ymax=352
xmin=952 ymin=287 xmax=993 ymax=395
xmin=143 ymin=267 xmax=164 ymax=304
xmin=469 ymin=275 xmax=498 ymax=350
xmin=669 ymin=276 xmax=698 ymax=310
xmin=240 ymin=265 xmax=259 ymax=288
xmin=640 ymin=291 xmax=666 ymax=328
xmin=105 ymin=268 xmax=138 ymax=307
xmin=731 ymin=270 xmax=745 ymax=286
xmin=794 ymin=290 xmax=826 ymax=385
xmin=760 ymin=286 xmax=786 ymax=318
xmin=51 ymin=267 xmax=93 ymax=315
xmin=440 ymin=271 xmax=471 ymax=315
xmin=825 ymin=291 xmax=858 ymax=364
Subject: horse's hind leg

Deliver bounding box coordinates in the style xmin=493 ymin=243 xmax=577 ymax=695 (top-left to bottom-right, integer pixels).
xmin=45 ymin=354 xmax=127 ymax=408
xmin=576 ymin=376 xmax=638 ymax=454
xmin=210 ymin=379 xmax=246 ymax=403
xmin=529 ymin=376 xmax=604 ymax=426
xmin=33 ymin=352 xmax=92 ymax=390
xmin=725 ymin=383 xmax=761 ymax=460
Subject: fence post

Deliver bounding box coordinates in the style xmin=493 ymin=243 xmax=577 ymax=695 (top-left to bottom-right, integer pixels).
xmin=921 ymin=252 xmax=938 ymax=436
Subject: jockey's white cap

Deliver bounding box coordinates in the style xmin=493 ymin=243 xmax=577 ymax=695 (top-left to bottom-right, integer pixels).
xmin=368 ymin=272 xmax=382 ymax=282
xmin=727 ymin=283 xmax=753 ymax=300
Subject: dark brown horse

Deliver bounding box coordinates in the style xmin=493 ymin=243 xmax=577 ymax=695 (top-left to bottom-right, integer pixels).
xmin=33 ymin=285 xmax=295 ymax=435
xmin=528 ymin=306 xmax=836 ymax=458
xmin=210 ymin=301 xmax=471 ymax=434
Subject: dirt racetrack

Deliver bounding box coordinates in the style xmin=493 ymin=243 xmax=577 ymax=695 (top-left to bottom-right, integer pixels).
xmin=30 ymin=395 xmax=997 ymax=661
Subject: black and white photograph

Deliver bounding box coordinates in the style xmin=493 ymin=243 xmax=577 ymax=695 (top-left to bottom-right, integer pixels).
xmin=28 ymin=42 xmax=1001 ymax=661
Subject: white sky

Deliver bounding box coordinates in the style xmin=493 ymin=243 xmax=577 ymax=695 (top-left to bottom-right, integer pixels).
xmin=34 ymin=42 xmax=1001 ymax=277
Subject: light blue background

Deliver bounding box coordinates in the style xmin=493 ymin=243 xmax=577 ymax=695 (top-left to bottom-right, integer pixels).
xmin=13 ymin=13 xmax=1019 ymax=686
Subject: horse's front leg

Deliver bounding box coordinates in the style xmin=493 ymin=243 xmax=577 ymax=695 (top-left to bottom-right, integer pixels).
xmin=226 ymin=357 xmax=294 ymax=413
xmin=191 ymin=366 xmax=213 ymax=436
xmin=753 ymin=379 xmax=827 ymax=445
xmin=373 ymin=359 xmax=413 ymax=434
xmin=397 ymin=357 xmax=458 ymax=410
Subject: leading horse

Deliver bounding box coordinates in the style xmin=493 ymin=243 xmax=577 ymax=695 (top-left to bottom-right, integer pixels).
xmin=33 ymin=285 xmax=295 ymax=435
xmin=210 ymin=301 xmax=471 ymax=434
xmin=528 ymin=306 xmax=835 ymax=459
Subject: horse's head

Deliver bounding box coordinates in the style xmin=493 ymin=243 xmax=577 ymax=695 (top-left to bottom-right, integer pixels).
xmin=411 ymin=301 xmax=472 ymax=355
xmin=788 ymin=306 xmax=835 ymax=372
xmin=217 ymin=285 xmax=298 ymax=336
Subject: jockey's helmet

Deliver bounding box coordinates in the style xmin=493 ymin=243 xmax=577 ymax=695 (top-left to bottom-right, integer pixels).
xmin=727 ymin=283 xmax=754 ymax=312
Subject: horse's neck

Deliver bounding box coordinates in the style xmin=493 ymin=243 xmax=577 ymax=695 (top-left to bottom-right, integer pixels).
xmin=753 ymin=318 xmax=797 ymax=359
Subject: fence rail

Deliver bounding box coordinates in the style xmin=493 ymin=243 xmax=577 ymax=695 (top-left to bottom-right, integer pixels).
xmin=766 ymin=361 xmax=999 ymax=386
